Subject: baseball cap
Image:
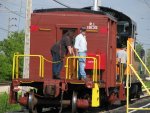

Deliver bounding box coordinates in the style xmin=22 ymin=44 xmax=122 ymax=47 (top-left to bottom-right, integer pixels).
xmin=80 ymin=26 xmax=87 ymax=31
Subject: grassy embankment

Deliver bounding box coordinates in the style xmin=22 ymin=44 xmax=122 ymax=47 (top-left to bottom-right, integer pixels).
xmin=144 ymin=81 xmax=150 ymax=88
xmin=0 ymin=92 xmax=21 ymax=113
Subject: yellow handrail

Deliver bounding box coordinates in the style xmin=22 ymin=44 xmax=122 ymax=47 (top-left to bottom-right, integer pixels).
xmin=12 ymin=53 xmax=99 ymax=83
xmin=96 ymin=55 xmax=101 ymax=82
xmin=128 ymin=108 xmax=150 ymax=110
xmin=126 ymin=40 xmax=130 ymax=113
xmin=129 ymin=64 xmax=150 ymax=95
xmin=65 ymin=56 xmax=98 ymax=82
xmin=126 ymin=41 xmax=150 ymax=113
xmin=12 ymin=53 xmax=16 ymax=79
xmin=12 ymin=53 xmax=69 ymax=80
xmin=128 ymin=41 xmax=150 ymax=76
xmin=12 ymin=54 xmax=43 ymax=79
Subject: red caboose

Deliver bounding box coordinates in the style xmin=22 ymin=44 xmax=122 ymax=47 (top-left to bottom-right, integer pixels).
xmin=29 ymin=8 xmax=116 ymax=86
xmin=10 ymin=7 xmax=141 ymax=113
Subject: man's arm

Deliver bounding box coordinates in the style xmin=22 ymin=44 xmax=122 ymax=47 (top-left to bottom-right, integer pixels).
xmin=72 ymin=48 xmax=75 ymax=56
xmin=67 ymin=46 xmax=72 ymax=54
xmin=68 ymin=46 xmax=76 ymax=56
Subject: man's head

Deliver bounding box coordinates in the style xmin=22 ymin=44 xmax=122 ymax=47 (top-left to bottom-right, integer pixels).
xmin=121 ymin=45 xmax=127 ymax=50
xmin=80 ymin=26 xmax=87 ymax=35
xmin=66 ymin=29 xmax=75 ymax=38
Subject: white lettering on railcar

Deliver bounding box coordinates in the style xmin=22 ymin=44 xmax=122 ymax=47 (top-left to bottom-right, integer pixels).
xmin=87 ymin=22 xmax=98 ymax=30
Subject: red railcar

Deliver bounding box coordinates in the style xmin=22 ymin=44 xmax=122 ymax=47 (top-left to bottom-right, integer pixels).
xmin=10 ymin=7 xmax=141 ymax=113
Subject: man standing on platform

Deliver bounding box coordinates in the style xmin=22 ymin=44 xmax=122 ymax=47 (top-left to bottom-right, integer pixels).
xmin=74 ymin=27 xmax=87 ymax=80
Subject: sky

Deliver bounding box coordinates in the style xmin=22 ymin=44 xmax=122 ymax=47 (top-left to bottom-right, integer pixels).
xmin=0 ymin=0 xmax=150 ymax=49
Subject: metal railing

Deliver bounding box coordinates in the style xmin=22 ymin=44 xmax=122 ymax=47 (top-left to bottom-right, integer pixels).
xmin=12 ymin=53 xmax=44 ymax=79
xmin=116 ymin=63 xmax=125 ymax=84
xmin=12 ymin=53 xmax=58 ymax=79
xmin=12 ymin=53 xmax=99 ymax=83
xmin=65 ymin=56 xmax=98 ymax=82
xmin=126 ymin=41 xmax=150 ymax=113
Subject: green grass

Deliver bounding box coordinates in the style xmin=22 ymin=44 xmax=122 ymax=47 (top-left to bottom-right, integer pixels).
xmin=0 ymin=92 xmax=21 ymax=113
xmin=144 ymin=81 xmax=150 ymax=88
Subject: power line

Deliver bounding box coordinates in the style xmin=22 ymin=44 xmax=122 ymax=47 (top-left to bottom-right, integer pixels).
xmin=0 ymin=27 xmax=12 ymax=32
xmin=0 ymin=9 xmax=24 ymax=13
xmin=0 ymin=3 xmax=25 ymax=18
xmin=4 ymin=6 xmax=25 ymax=18
xmin=0 ymin=0 xmax=25 ymax=9
xmin=52 ymin=0 xmax=70 ymax=8
xmin=143 ymin=0 xmax=150 ymax=9
xmin=0 ymin=0 xmax=19 ymax=6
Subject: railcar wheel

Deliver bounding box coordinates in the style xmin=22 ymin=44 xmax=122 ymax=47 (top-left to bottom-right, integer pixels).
xmin=72 ymin=91 xmax=77 ymax=113
xmin=28 ymin=91 xmax=38 ymax=113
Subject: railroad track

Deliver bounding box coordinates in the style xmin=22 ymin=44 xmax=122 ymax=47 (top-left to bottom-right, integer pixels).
xmin=6 ymin=89 xmax=150 ymax=113
xmin=7 ymin=97 xmax=150 ymax=113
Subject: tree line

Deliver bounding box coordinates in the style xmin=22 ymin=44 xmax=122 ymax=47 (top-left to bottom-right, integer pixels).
xmin=0 ymin=31 xmax=24 ymax=82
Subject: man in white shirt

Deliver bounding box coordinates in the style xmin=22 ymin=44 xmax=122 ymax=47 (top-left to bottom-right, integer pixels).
xmin=74 ymin=27 xmax=87 ymax=80
xmin=117 ymin=45 xmax=127 ymax=65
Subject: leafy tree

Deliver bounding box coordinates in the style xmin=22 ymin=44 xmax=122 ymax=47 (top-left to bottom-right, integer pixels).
xmin=0 ymin=31 xmax=24 ymax=82
xmin=146 ymin=49 xmax=150 ymax=71
xmin=135 ymin=42 xmax=144 ymax=62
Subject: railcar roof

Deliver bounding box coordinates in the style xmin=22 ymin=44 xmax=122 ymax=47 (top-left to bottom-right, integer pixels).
xmin=33 ymin=8 xmax=117 ymax=21
xmin=84 ymin=6 xmax=136 ymax=25
xmin=33 ymin=8 xmax=105 ymax=14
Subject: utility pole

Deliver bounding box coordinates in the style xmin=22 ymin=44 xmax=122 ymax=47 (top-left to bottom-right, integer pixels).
xmin=23 ymin=0 xmax=32 ymax=78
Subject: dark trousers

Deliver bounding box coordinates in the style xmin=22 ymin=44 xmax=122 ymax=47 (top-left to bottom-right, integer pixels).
xmin=51 ymin=51 xmax=63 ymax=78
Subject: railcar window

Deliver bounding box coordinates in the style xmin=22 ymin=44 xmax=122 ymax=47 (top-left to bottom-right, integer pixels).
xmin=117 ymin=21 xmax=129 ymax=34
xmin=117 ymin=21 xmax=129 ymax=48
xmin=117 ymin=25 xmax=124 ymax=33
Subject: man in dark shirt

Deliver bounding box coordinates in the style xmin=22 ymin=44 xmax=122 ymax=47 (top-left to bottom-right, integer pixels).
xmin=51 ymin=30 xmax=75 ymax=79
